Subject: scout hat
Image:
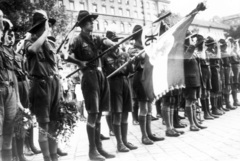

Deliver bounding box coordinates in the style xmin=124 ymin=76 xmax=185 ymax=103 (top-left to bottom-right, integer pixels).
xmin=106 ymin=31 xmax=123 ymax=42
xmin=28 ymin=10 xmax=48 ymax=33
xmin=131 ymin=25 xmax=142 ymax=40
xmin=77 ymin=10 xmax=98 ymax=26
xmin=205 ymin=36 xmax=215 ymax=46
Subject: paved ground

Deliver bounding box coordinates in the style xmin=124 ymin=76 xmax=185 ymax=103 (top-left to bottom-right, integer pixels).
xmin=28 ymin=104 xmax=240 ymax=161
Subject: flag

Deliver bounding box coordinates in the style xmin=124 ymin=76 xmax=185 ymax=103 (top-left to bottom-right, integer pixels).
xmin=141 ymin=3 xmax=206 ymax=100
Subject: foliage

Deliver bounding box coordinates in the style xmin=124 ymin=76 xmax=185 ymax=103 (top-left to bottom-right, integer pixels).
xmin=14 ymin=108 xmax=33 ymax=139
xmin=56 ymin=101 xmax=80 ymax=143
xmin=226 ymin=26 xmax=240 ymax=39
xmin=0 ymin=0 xmax=70 ymax=40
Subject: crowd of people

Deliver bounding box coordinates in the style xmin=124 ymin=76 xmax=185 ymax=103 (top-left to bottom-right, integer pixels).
xmin=0 ymin=6 xmax=240 ymax=161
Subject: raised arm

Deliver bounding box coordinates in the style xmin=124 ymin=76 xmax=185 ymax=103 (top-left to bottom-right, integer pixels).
xmin=28 ymin=21 xmax=49 ymax=53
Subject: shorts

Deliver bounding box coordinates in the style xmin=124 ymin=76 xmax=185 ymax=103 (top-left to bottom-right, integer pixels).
xmin=81 ymin=68 xmax=110 ymax=113
xmin=18 ymin=80 xmax=29 ymax=108
xmin=133 ymin=70 xmax=149 ymax=102
xmin=0 ymin=85 xmax=17 ymax=135
xmin=109 ymin=76 xmax=132 ymax=113
xmin=183 ymin=87 xmax=201 ymax=100
xmin=29 ymin=76 xmax=60 ymax=123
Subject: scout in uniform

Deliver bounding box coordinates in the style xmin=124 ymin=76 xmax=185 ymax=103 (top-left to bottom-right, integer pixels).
xmin=205 ymin=37 xmax=225 ymax=116
xmin=66 ymin=10 xmax=116 ymax=161
xmin=129 ymin=25 xmax=164 ymax=144
xmin=25 ymin=10 xmax=61 ymax=161
xmin=0 ymin=12 xmax=24 ymax=161
xmin=184 ymin=32 xmax=207 ymax=131
xmin=102 ymin=30 xmax=138 ymax=152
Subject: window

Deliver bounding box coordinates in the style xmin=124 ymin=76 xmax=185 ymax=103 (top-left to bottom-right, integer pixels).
xmin=103 ymin=21 xmax=108 ymax=31
xmin=120 ymin=23 xmax=124 ymax=32
xmin=102 ymin=5 xmax=107 ymax=13
xmin=110 ymin=7 xmax=115 ymax=15
xmin=119 ymin=8 xmax=123 ymax=16
xmin=58 ymin=0 xmax=63 ymax=6
xmin=128 ymin=24 xmax=131 ymax=33
xmin=133 ymin=0 xmax=137 ymax=6
xmin=93 ymin=4 xmax=97 ymax=12
xmin=80 ymin=2 xmax=85 ymax=10
xmin=69 ymin=1 xmax=74 ymax=10
xmin=94 ymin=20 xmax=100 ymax=31
xmin=133 ymin=11 xmax=138 ymax=18
xmin=126 ymin=10 xmax=130 ymax=17
xmin=125 ymin=0 xmax=129 ymax=5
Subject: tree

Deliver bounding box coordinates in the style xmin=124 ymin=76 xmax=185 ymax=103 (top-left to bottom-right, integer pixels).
xmin=226 ymin=26 xmax=240 ymax=39
xmin=0 ymin=0 xmax=70 ymax=41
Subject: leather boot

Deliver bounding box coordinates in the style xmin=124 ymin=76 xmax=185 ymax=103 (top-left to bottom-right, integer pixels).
xmin=138 ymin=116 xmax=154 ymax=145
xmin=217 ymin=96 xmax=225 ymax=114
xmin=232 ymin=90 xmax=240 ymax=106
xmin=211 ymin=97 xmax=223 ymax=115
xmin=170 ymin=109 xmax=184 ymax=134
xmin=146 ymin=115 xmax=164 ymax=141
xmin=28 ymin=127 xmax=41 ymax=154
xmin=162 ymin=108 xmax=180 ymax=137
xmin=113 ymin=124 xmax=129 ymax=152
xmin=49 ymin=138 xmax=58 ymax=161
xmin=201 ymin=99 xmax=214 ymax=120
xmin=95 ymin=123 xmax=115 ymax=157
xmin=16 ymin=137 xmax=29 ymax=161
xmin=206 ymin=98 xmax=219 ymax=118
xmin=57 ymin=148 xmax=68 ymax=156
xmin=87 ymin=124 xmax=105 ymax=161
xmin=173 ymin=108 xmax=186 ymax=128
xmin=38 ymin=141 xmax=52 ymax=161
xmin=192 ymin=105 xmax=207 ymax=129
xmin=2 ymin=149 xmax=13 ymax=161
xmin=185 ymin=106 xmax=199 ymax=131
xmin=225 ymin=94 xmax=236 ymax=110
xmin=219 ymin=95 xmax=229 ymax=112
xmin=121 ymin=123 xmax=137 ymax=150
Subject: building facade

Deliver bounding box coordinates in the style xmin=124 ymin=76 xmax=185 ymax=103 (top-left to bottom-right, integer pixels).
xmin=222 ymin=13 xmax=240 ymax=29
xmin=58 ymin=0 xmax=170 ymax=36
xmin=189 ymin=19 xmax=230 ymax=40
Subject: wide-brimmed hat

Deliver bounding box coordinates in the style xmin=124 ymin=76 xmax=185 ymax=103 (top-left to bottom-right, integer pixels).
xmin=28 ymin=10 xmax=48 ymax=33
xmin=106 ymin=31 xmax=123 ymax=42
xmin=219 ymin=39 xmax=227 ymax=46
xmin=77 ymin=10 xmax=98 ymax=26
xmin=131 ymin=25 xmax=142 ymax=40
xmin=205 ymin=36 xmax=215 ymax=46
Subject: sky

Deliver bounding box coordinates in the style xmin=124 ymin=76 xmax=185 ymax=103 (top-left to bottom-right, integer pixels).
xmin=169 ymin=0 xmax=240 ymax=20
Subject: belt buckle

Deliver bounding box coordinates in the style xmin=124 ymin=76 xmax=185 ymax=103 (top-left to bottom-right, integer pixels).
xmin=97 ymin=67 xmax=102 ymax=71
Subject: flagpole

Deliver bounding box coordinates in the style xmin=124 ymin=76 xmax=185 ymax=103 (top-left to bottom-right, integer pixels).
xmin=107 ymin=50 xmax=145 ymax=79
xmin=56 ymin=21 xmax=78 ymax=55
xmin=65 ymin=12 xmax=171 ymax=78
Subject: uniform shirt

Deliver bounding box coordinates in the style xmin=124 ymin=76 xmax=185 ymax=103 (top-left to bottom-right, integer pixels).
xmin=0 ymin=45 xmax=15 ymax=82
xmin=25 ymin=38 xmax=57 ymax=77
xmin=70 ymin=32 xmax=105 ymax=68
xmin=14 ymin=51 xmax=27 ymax=78
xmin=128 ymin=42 xmax=144 ymax=72
xmin=184 ymin=45 xmax=202 ymax=88
xmin=103 ymin=48 xmax=130 ymax=76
